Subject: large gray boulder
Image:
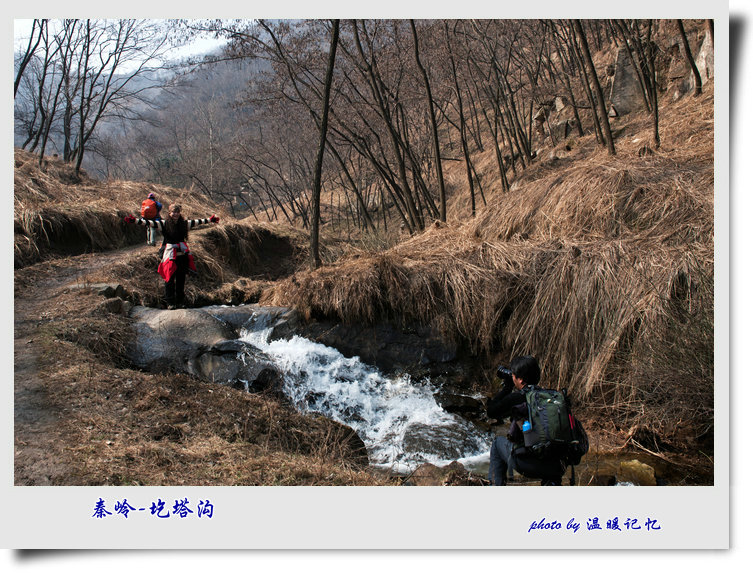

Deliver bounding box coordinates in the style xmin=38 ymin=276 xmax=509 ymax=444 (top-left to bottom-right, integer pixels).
xmin=128 ymin=302 xmax=462 ymax=390
xmin=129 ymin=307 xmax=236 ymax=372
xmin=127 ymin=306 xmax=285 ymax=394
xmin=203 ymin=304 xmax=302 ymax=340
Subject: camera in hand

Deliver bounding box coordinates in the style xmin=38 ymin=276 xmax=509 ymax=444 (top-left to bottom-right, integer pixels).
xmin=496 ymin=365 xmax=514 ymax=386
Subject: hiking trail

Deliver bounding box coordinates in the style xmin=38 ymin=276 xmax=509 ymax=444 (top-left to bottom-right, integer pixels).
xmin=13 ymin=246 xmax=143 ymax=484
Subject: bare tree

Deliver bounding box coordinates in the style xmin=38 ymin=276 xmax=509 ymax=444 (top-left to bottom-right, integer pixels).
xmin=15 ymin=22 xmax=60 ymax=154
xmin=410 ymin=19 xmax=446 ymax=222
xmin=348 ymin=20 xmax=425 ymax=232
xmin=14 ymin=19 xmax=46 ymax=98
xmin=15 ymin=19 xmax=173 ymax=174
xmin=676 ymin=19 xmax=703 ymax=96
xmin=546 ymin=21 xmax=585 ymax=137
xmin=310 ymin=20 xmax=340 ymax=269
xmin=573 ymin=19 xmax=615 ymax=155
xmin=70 ymin=20 xmax=173 ymax=173
xmin=443 ymin=20 xmax=477 ymax=217
xmin=611 ymin=19 xmax=661 ymax=148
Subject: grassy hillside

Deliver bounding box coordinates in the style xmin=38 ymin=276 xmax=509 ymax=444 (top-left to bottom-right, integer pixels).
xmin=13 ymin=33 xmax=715 ymax=482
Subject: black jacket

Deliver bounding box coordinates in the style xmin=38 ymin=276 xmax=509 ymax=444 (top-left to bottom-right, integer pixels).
xmin=487 ymin=383 xmax=536 ymax=446
xmin=487 ymin=382 xmax=529 ymax=423
xmin=136 ymin=216 xmax=212 ymax=244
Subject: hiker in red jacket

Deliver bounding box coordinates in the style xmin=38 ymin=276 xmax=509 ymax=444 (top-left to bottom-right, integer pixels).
xmin=125 ymin=204 xmax=219 ymax=309
xmin=141 ymin=192 xmax=163 ymax=246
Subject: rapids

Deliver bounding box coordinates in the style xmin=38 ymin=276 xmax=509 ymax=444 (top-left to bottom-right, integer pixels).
xmin=237 ymin=311 xmax=493 ymax=474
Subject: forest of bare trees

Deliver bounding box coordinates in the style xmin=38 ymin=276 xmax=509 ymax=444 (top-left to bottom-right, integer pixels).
xmin=14 ymin=18 xmax=708 ymax=264
xmin=13 ymin=20 xmax=180 ymax=173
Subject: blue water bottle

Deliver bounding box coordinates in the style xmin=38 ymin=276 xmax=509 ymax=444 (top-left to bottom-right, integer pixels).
xmin=522 ymin=420 xmax=536 ymax=447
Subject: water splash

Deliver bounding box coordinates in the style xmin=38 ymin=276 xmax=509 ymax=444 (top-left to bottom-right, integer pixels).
xmin=238 ymin=315 xmax=492 ymax=474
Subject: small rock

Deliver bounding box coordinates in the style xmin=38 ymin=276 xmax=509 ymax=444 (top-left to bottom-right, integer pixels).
xmin=617 ymin=459 xmax=657 ymax=486
xmin=434 ymin=392 xmax=485 ymax=418
xmin=83 ymin=282 xmax=126 ymax=299
xmin=92 ymin=297 xmax=131 ymax=316
xmin=406 ymin=463 xmax=450 ymax=486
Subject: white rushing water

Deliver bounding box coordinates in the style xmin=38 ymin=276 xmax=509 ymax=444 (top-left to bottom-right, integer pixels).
xmin=238 ymin=317 xmax=492 ymax=474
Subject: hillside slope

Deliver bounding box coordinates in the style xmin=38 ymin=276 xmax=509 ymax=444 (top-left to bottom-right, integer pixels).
xmin=13 ymin=26 xmax=715 ymax=484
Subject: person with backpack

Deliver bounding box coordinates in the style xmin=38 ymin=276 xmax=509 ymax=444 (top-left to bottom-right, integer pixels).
xmin=125 ymin=204 xmax=219 ymax=309
xmin=486 ymin=355 xmax=587 ymax=486
xmin=141 ymin=192 xmax=163 ymax=246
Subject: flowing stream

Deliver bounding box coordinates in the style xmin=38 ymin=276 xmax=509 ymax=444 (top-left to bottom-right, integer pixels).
xmin=237 ymin=312 xmax=492 ymax=474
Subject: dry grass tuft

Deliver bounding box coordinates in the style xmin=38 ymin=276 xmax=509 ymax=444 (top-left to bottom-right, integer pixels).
xmin=13 ymin=149 xmax=227 ymax=268
xmin=197 ymin=220 xmax=308 ymax=279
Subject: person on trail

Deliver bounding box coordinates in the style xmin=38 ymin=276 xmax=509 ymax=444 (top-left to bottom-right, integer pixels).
xmin=141 ymin=192 xmax=163 ymax=246
xmin=486 ymin=355 xmax=567 ymax=486
xmin=125 ymin=204 xmax=219 ymax=309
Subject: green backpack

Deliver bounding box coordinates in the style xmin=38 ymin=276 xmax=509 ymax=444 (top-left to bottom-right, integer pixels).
xmin=521 ymin=386 xmax=588 ymax=465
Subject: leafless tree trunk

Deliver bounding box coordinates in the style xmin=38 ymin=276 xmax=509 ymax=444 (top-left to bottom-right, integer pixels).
xmin=612 ymin=19 xmax=661 ymax=148
xmin=26 ymin=19 xmax=172 ymax=174
xmin=676 ymin=19 xmax=703 ymax=96
xmin=444 ymin=21 xmax=476 ymax=217
xmin=310 ymin=20 xmax=340 ymax=270
xmin=573 ymin=19 xmax=616 ymax=155
xmin=565 ymin=20 xmax=605 ymax=146
xmin=350 ymin=20 xmax=423 ymax=232
xmin=328 ymin=144 xmax=376 ymax=233
xmin=645 ymin=21 xmax=660 ymax=149
xmin=14 ymin=19 xmax=46 ymax=98
xmin=548 ymin=22 xmax=584 ymax=137
xmin=410 ymin=19 xmax=446 ymax=222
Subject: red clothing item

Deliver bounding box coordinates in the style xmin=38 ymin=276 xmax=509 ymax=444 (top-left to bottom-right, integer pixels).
xmin=158 ymin=242 xmax=196 ymax=282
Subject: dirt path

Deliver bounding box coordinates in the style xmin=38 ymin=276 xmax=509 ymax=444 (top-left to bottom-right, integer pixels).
xmin=13 ymin=247 xmax=144 ymax=484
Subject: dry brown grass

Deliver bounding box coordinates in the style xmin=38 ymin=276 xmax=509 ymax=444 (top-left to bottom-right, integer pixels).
xmin=44 ymin=358 xmax=387 ymax=486
xmin=16 ymin=276 xmax=388 ymax=486
xmin=13 ymin=149 xmax=228 ymax=268
xmin=14 ymin=52 xmax=715 ymax=475
xmin=262 ymin=231 xmax=711 ymax=404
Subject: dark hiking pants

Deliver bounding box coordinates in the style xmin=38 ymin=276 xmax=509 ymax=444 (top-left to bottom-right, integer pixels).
xmin=165 ymin=254 xmax=189 ymax=307
xmin=489 ymin=435 xmax=564 ymax=485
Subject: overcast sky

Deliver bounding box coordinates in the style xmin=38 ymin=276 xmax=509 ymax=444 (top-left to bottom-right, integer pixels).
xmin=13 ymin=18 xmax=228 ymax=62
